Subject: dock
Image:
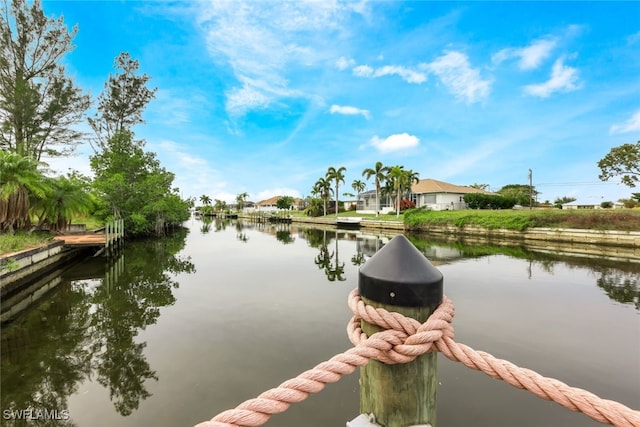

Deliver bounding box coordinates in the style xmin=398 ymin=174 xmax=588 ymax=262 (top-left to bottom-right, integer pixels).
xmin=53 ymin=218 xmax=124 ymax=256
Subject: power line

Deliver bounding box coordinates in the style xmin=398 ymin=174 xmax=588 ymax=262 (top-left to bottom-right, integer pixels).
xmin=534 ymin=181 xmax=622 ymax=187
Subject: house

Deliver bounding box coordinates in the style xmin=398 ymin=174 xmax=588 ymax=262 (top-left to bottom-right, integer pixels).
xmin=562 ymin=200 xmax=623 ymax=210
xmin=357 ymin=178 xmax=493 ymax=213
xmin=410 ymin=179 xmax=494 ymax=211
xmin=253 ymin=195 xmax=305 ymax=212
xmin=357 ymin=189 xmax=394 ymax=214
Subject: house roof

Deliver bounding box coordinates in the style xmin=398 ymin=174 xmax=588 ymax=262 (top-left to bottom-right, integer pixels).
xmin=256 ymin=195 xmax=304 ymax=206
xmin=411 ymin=179 xmax=493 ymax=195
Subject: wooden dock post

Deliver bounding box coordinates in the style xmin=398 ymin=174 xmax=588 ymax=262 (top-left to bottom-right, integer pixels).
xmin=358 ymin=235 xmax=443 ymax=427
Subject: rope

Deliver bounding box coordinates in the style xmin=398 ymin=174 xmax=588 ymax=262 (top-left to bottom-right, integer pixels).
xmin=195 ymin=289 xmax=640 ymax=427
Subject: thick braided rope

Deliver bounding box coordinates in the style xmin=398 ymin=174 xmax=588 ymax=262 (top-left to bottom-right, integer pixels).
xmin=347 ymin=289 xmax=640 ymax=427
xmin=195 ymin=289 xmax=640 ymax=427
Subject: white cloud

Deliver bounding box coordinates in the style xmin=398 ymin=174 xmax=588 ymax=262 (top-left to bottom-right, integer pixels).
xmin=225 ymin=83 xmax=272 ymax=116
xmin=492 ymin=38 xmax=556 ymax=70
xmin=335 ymin=56 xmax=355 ymax=70
xmin=374 ymin=65 xmax=427 ymax=84
xmin=425 ymin=51 xmax=491 ymax=103
xmin=370 ymin=133 xmax=420 ymax=152
xmin=523 ymin=57 xmax=580 ymax=98
xmin=352 ymin=64 xmax=426 ymax=84
xmin=609 ymin=110 xmax=640 ymax=134
xmin=329 ymin=104 xmax=370 ymax=119
xmin=353 ymin=64 xmax=374 ymax=77
xmin=196 ymin=1 xmax=368 ymax=117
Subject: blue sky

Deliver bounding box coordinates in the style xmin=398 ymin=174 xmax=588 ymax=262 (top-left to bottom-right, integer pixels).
xmin=42 ymin=1 xmax=640 ymax=204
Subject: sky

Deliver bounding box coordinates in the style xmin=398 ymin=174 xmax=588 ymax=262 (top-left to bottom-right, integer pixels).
xmin=40 ymin=0 xmax=640 ymax=205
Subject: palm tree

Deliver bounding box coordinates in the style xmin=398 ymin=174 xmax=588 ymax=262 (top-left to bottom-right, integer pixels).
xmin=351 ymin=179 xmax=366 ymax=212
xmin=34 ymin=176 xmax=95 ymax=231
xmin=199 ymin=194 xmax=211 ymax=206
xmin=387 ymin=166 xmax=420 ymax=217
xmin=0 ymin=151 xmax=49 ymax=232
xmin=362 ymin=161 xmax=388 ymax=217
xmin=326 ymin=166 xmax=346 ymax=217
xmin=236 ymin=192 xmax=249 ymax=211
xmin=313 ymin=177 xmax=332 ymax=217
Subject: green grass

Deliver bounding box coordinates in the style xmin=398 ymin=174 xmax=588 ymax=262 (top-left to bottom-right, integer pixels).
xmin=0 ymin=231 xmax=55 ymax=255
xmin=403 ymin=208 xmax=640 ymax=231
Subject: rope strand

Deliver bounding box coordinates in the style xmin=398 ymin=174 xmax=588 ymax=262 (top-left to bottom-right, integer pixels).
xmin=195 ymin=289 xmax=640 ymax=427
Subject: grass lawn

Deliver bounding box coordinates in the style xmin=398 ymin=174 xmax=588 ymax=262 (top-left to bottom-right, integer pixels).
xmin=403 ymin=208 xmax=640 ymax=231
xmin=0 ymin=214 xmax=104 ymax=256
xmin=0 ymin=231 xmax=55 ymax=256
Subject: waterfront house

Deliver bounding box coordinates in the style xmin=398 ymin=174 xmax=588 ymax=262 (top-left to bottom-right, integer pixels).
xmin=410 ymin=179 xmax=494 ymax=211
xmin=357 ymin=178 xmax=493 ymax=213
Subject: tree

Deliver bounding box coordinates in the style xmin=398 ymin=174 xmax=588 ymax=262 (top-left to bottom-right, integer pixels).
xmin=469 ymin=183 xmax=490 ymax=190
xmin=88 ymin=52 xmax=157 ymax=148
xmin=199 ymin=194 xmax=211 ymax=206
xmin=236 ymin=192 xmax=248 ymax=211
xmin=351 ymin=179 xmax=366 ymax=211
xmin=362 ymin=161 xmax=389 ymax=217
xmin=90 ymin=130 xmax=189 ymax=236
xmin=0 ymin=150 xmax=48 ymax=231
xmin=598 ymin=141 xmax=640 ymax=188
xmin=386 ymin=166 xmax=419 ymax=217
xmin=497 ymin=184 xmax=539 ymax=206
xmin=326 ymin=166 xmax=346 ymax=217
xmin=554 ymin=196 xmax=576 ymax=209
xmin=0 ymin=0 xmax=90 ymax=161
xmin=33 ymin=174 xmax=94 ymax=231
xmin=276 ymin=196 xmax=294 ymax=210
xmin=312 ymin=177 xmax=332 ymax=217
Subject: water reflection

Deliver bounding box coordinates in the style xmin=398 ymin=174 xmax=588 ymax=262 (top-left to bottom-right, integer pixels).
xmin=3 ymin=219 xmax=637 ymax=427
xmin=1 ymin=229 xmax=195 ymax=422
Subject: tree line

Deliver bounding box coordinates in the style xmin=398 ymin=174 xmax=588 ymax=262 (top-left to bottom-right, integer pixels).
xmin=1 ymin=0 xmax=192 ymax=236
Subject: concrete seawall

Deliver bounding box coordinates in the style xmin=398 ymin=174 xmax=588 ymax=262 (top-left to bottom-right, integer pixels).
xmin=0 ymin=241 xmax=82 ymax=297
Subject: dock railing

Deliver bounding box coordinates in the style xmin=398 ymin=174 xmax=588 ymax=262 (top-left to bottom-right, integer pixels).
xmin=104 ymin=218 xmax=124 ymax=256
xmin=195 ymin=235 xmax=640 ymax=427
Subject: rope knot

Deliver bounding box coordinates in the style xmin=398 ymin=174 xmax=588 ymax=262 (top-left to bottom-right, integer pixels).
xmin=346 ymin=289 xmax=455 ymax=364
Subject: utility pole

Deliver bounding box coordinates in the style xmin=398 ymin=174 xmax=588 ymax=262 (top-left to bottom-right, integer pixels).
xmin=528 ymin=168 xmax=533 ymax=210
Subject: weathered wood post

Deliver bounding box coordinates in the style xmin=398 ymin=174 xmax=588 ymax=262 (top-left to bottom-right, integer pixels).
xmin=359 ymin=235 xmax=443 ymax=427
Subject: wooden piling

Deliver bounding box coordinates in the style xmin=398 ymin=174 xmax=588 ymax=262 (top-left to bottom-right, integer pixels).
xmin=358 ymin=235 xmax=443 ymax=427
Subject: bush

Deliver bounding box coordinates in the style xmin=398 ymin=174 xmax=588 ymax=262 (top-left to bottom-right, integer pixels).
xmin=464 ymin=193 xmax=516 ymax=209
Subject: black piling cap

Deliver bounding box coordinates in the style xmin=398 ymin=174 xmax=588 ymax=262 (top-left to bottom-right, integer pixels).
xmin=359 ymin=235 xmax=443 ymax=308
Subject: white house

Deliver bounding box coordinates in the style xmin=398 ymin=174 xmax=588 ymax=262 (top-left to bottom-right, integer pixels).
xmin=357 ymin=178 xmax=494 ymax=213
xmin=562 ymin=200 xmax=624 ymax=209
xmin=410 ymin=179 xmax=494 ymax=211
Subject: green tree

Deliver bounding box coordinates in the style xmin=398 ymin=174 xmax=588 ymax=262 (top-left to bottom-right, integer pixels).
xmin=312 ymin=177 xmax=332 ymax=217
xmin=90 ymin=130 xmax=189 ymax=236
xmin=351 ymin=179 xmax=366 ymax=211
xmin=362 ymin=161 xmax=389 ymax=217
xmin=326 ymin=166 xmax=346 ymax=217
xmin=213 ymin=199 xmax=226 ymax=213
xmin=88 ymin=52 xmax=157 ymax=148
xmin=0 ymin=0 xmax=90 ymax=161
xmin=33 ymin=174 xmax=94 ymax=231
xmin=386 ymin=166 xmax=419 ymax=217
xmin=199 ymin=194 xmax=211 ymax=206
xmin=598 ymin=141 xmax=640 ymax=188
xmin=235 ymin=192 xmax=248 ymax=211
xmin=497 ymin=184 xmax=538 ymax=206
xmin=554 ymin=196 xmax=576 ymax=209
xmin=0 ymin=150 xmax=49 ymax=231
xmin=469 ymin=183 xmax=490 ymax=190
xmin=276 ymin=195 xmax=294 ymax=210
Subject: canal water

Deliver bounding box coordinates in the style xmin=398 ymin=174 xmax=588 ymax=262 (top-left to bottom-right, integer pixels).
xmin=1 ymin=217 xmax=639 ymax=427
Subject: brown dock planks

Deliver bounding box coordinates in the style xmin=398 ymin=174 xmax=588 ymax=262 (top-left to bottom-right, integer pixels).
xmin=54 ymin=233 xmax=106 ymax=247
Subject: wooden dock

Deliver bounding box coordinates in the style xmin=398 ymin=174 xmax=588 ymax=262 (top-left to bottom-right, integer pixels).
xmin=53 ymin=218 xmax=124 ymax=256
xmin=54 ymin=233 xmax=107 ymax=247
